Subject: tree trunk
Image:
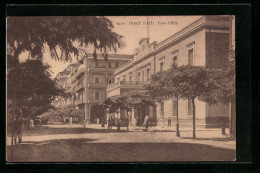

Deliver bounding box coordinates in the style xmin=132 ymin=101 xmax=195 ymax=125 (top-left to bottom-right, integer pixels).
xmin=126 ymin=110 xmax=129 ymax=131
xmin=192 ymin=98 xmax=196 ymax=138
xmin=176 ymin=97 xmax=180 ymax=137
xmin=229 ymin=98 xmax=236 ymax=139
xmin=11 ymin=102 xmax=15 ymax=160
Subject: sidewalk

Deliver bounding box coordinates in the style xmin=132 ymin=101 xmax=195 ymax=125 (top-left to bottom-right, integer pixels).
xmin=7 ymin=123 xmax=235 ymax=150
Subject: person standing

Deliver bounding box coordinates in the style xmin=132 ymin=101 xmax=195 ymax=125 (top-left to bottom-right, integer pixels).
xmin=161 ymin=116 xmax=164 ymax=128
xmin=14 ymin=116 xmax=23 ymax=145
xmin=143 ymin=115 xmax=149 ymax=130
xmin=168 ymin=117 xmax=171 ymax=127
xmin=30 ymin=119 xmax=34 ymax=129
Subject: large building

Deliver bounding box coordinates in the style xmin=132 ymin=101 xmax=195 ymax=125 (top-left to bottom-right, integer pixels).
xmin=106 ymin=15 xmax=233 ymax=127
xmin=53 ymin=52 xmax=133 ymax=123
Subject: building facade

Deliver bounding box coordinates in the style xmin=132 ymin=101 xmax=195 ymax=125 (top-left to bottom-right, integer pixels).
xmin=106 ymin=16 xmax=233 ymax=127
xmin=53 ymin=53 xmax=133 ymax=123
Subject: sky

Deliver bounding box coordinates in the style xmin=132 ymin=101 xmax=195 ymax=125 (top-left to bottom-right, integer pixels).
xmin=20 ymin=16 xmax=203 ymax=78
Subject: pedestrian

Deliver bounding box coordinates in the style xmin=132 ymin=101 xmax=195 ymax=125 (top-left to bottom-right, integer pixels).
xmin=161 ymin=116 xmax=164 ymax=128
xmin=168 ymin=117 xmax=171 ymax=127
xmin=116 ymin=118 xmax=121 ymax=131
xmin=101 ymin=119 xmax=105 ymax=127
xmin=14 ymin=116 xmax=23 ymax=145
xmin=143 ymin=115 xmax=149 ymax=130
xmin=107 ymin=117 xmax=112 ymax=129
xmin=30 ymin=119 xmax=34 ymax=129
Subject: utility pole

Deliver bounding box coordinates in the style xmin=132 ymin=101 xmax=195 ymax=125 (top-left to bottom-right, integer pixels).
xmin=147 ymin=16 xmax=150 ymax=39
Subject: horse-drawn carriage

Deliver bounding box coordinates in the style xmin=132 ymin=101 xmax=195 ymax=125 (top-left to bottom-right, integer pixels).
xmin=108 ymin=118 xmax=129 ymax=131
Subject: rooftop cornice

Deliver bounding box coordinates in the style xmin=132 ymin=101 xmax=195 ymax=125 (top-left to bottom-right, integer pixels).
xmin=113 ymin=16 xmax=230 ymax=75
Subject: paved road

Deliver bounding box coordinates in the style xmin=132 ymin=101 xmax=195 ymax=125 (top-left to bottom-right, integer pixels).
xmin=6 ymin=124 xmax=236 ymax=162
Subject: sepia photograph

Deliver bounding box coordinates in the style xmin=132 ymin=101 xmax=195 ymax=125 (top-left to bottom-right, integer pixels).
xmin=6 ymin=15 xmax=236 ymax=162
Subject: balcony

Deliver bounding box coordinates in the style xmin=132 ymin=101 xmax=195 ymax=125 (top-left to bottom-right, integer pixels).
xmin=75 ymin=82 xmax=84 ymax=91
xmin=107 ymin=81 xmax=146 ymax=92
xmin=75 ymin=97 xmax=86 ymax=106
xmin=71 ymin=67 xmax=86 ymax=82
xmin=87 ymin=67 xmax=114 ymax=74
xmin=88 ymin=82 xmax=106 ymax=88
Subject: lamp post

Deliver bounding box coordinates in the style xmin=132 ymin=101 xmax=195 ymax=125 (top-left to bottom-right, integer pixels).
xmin=176 ymin=97 xmax=180 ymax=137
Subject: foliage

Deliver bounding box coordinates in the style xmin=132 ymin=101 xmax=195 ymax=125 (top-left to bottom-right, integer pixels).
xmin=145 ymin=65 xmax=218 ymax=104
xmin=145 ymin=65 xmax=219 ymax=138
xmin=103 ymin=91 xmax=155 ymax=114
xmin=40 ymin=106 xmax=82 ymax=122
xmin=91 ymin=104 xmax=105 ymax=120
xmin=209 ymin=48 xmax=235 ymax=104
xmin=7 ymin=59 xmax=70 ymax=119
xmin=7 ymin=16 xmax=121 ymax=62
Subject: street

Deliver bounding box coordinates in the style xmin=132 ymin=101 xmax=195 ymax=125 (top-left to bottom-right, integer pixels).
xmin=6 ymin=124 xmax=236 ymax=162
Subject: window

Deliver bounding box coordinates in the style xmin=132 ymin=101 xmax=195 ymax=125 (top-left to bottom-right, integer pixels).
xmin=115 ymin=62 xmax=119 ymax=68
xmin=94 ymin=61 xmax=99 ymax=67
xmin=173 ymin=56 xmax=178 ymax=66
xmin=188 ymin=49 xmax=194 ymax=65
xmin=117 ymin=77 xmax=120 ymax=82
xmin=94 ymin=76 xmax=100 ymax=84
xmin=147 ymin=68 xmax=150 ymax=79
xmin=137 ymin=72 xmax=141 ymax=81
xmin=122 ymin=75 xmax=126 ymax=81
xmin=172 ymin=99 xmax=178 ymax=116
xmin=94 ymin=92 xmax=100 ymax=100
xmin=108 ymin=78 xmax=112 ymax=85
xmin=129 ymin=72 xmax=132 ymax=81
xmin=188 ymin=99 xmax=193 ymax=116
xmin=108 ymin=62 xmax=112 ymax=68
xmin=160 ymin=62 xmax=164 ymax=71
xmin=142 ymin=70 xmax=144 ymax=81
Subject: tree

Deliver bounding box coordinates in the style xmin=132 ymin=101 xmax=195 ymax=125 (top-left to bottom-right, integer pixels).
xmin=145 ymin=65 xmax=218 ymax=138
xmin=7 ymin=16 xmax=121 ymax=63
xmin=7 ymin=58 xmax=69 ymax=159
xmin=40 ymin=106 xmax=82 ymax=124
xmin=7 ymin=16 xmax=122 ymax=160
xmin=91 ymin=104 xmax=106 ymax=122
xmin=103 ymin=91 xmax=155 ymax=131
xmin=209 ymin=47 xmax=236 ymax=137
xmin=145 ymin=69 xmax=181 ymax=137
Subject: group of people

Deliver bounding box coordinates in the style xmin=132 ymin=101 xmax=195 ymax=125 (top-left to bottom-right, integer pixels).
xmin=106 ymin=115 xmax=173 ymax=131
xmin=107 ymin=117 xmax=120 ymax=130
xmin=160 ymin=116 xmax=172 ymax=128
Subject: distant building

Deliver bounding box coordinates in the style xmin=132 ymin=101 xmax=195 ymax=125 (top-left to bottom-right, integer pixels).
xmin=53 ymin=52 xmax=133 ymax=123
xmin=106 ymin=15 xmax=232 ymax=127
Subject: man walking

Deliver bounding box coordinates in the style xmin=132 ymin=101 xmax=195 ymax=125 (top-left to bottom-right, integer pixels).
xmin=168 ymin=117 xmax=171 ymax=127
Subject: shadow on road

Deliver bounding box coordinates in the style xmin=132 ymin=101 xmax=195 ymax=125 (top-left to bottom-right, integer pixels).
xmin=7 ymin=126 xmax=131 ymax=137
xmin=6 ymin=139 xmax=236 ymax=162
xmin=181 ymin=137 xmax=235 ymax=142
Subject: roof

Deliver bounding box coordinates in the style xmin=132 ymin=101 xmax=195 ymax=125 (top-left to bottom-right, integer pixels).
xmin=85 ymin=53 xmax=133 ymax=59
xmin=113 ymin=15 xmax=230 ymax=75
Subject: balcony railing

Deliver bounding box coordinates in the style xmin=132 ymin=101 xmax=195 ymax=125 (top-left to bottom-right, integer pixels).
xmin=71 ymin=68 xmax=86 ymax=82
xmin=88 ymin=83 xmax=107 ymax=88
xmin=107 ymin=80 xmax=146 ymax=92
xmin=75 ymin=82 xmax=84 ymax=91
xmin=87 ymin=67 xmax=114 ymax=73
